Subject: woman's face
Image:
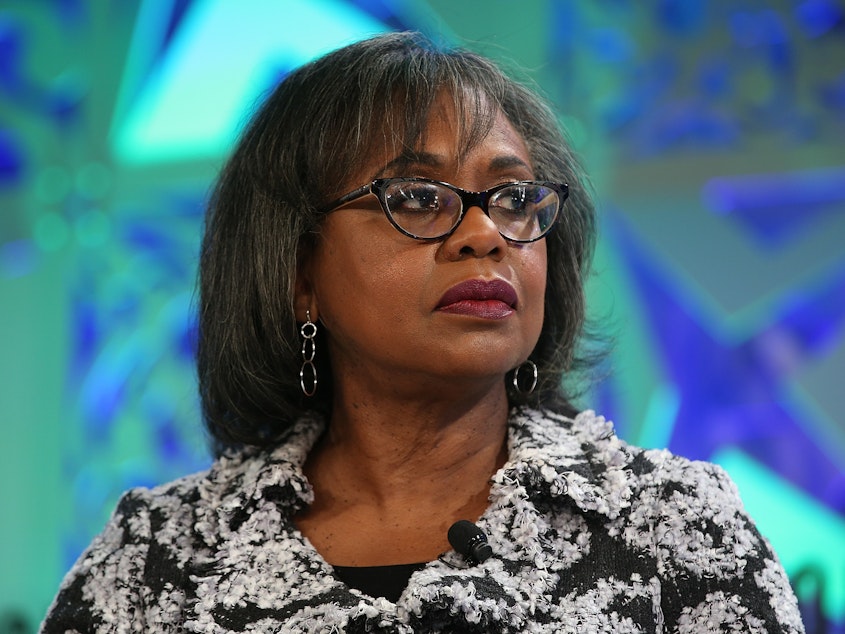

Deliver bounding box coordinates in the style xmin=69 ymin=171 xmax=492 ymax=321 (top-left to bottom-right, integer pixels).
xmin=297 ymin=99 xmax=547 ymax=397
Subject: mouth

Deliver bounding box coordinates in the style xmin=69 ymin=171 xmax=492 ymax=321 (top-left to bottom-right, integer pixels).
xmin=436 ymin=279 xmax=518 ymax=319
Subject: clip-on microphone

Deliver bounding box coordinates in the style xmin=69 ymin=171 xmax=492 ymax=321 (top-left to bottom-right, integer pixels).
xmin=447 ymin=520 xmax=493 ymax=565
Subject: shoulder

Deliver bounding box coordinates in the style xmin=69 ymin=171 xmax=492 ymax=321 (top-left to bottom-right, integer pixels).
xmin=639 ymin=453 xmax=804 ymax=631
xmin=637 ymin=446 xmax=745 ymax=514
xmin=551 ymin=407 xmax=749 ymax=515
xmin=72 ymin=469 xmax=211 ymax=569
xmin=512 ymin=407 xmax=774 ymax=568
xmin=629 ymin=446 xmax=777 ymax=578
xmin=43 ymin=416 xmax=324 ymax=628
xmin=41 ymin=451 xmax=279 ymax=631
xmin=39 ymin=484 xmax=171 ymax=630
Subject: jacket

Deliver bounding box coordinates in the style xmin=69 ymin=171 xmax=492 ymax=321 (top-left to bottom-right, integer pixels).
xmin=41 ymin=408 xmax=805 ymax=633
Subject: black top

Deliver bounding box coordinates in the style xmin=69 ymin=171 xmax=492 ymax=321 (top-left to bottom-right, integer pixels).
xmin=333 ymin=563 xmax=427 ymax=603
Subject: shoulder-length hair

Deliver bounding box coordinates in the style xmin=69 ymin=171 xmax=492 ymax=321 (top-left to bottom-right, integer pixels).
xmin=199 ymin=32 xmax=599 ymax=453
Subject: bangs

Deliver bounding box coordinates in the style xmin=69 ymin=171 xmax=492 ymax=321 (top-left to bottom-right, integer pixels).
xmin=308 ymin=48 xmax=510 ymax=203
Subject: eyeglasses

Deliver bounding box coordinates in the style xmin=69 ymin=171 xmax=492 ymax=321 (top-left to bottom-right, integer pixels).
xmin=320 ymin=178 xmax=568 ymax=243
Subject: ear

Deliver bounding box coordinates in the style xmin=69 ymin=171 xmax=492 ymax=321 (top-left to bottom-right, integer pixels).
xmin=293 ymin=245 xmax=319 ymax=323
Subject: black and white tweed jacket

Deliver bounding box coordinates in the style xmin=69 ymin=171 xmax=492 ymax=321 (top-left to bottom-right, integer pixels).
xmin=41 ymin=408 xmax=805 ymax=633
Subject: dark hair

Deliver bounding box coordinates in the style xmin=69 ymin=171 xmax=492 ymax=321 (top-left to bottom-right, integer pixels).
xmin=199 ymin=32 xmax=599 ymax=453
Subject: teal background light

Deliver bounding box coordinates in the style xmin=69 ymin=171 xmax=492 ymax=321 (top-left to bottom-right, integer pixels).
xmin=1 ymin=1 xmax=843 ymax=631
xmin=112 ymin=0 xmax=390 ymax=164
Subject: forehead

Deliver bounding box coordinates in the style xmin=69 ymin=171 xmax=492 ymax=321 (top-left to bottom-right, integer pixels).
xmin=351 ymin=93 xmax=531 ymax=183
xmin=422 ymin=97 xmax=527 ymax=152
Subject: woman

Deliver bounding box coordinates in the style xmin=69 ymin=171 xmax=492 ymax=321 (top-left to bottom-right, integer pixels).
xmin=42 ymin=32 xmax=804 ymax=633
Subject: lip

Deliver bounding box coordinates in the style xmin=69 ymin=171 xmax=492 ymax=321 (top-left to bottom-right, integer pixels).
xmin=436 ymin=279 xmax=518 ymax=319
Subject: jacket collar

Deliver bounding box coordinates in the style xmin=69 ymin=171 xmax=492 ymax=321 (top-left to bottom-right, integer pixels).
xmin=497 ymin=408 xmax=635 ymax=520
xmin=196 ymin=407 xmax=634 ymax=545
xmin=193 ymin=414 xmax=323 ymax=549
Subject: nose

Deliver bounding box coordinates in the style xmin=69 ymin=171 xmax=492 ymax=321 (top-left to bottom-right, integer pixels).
xmin=441 ymin=204 xmax=508 ymax=261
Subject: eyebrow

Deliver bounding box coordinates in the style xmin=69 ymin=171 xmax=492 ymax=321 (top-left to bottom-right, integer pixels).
xmin=488 ymin=155 xmax=532 ymax=172
xmin=375 ymin=151 xmax=442 ymax=177
xmin=374 ymin=151 xmax=532 ymax=179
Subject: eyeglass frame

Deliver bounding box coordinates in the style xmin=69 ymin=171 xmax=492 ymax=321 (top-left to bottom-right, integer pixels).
xmin=318 ymin=177 xmax=569 ymax=243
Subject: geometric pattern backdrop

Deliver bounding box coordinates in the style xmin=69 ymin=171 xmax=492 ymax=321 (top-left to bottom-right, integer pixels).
xmin=1 ymin=1 xmax=842 ymax=632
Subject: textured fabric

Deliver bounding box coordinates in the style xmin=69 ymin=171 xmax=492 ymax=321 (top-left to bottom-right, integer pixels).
xmin=41 ymin=408 xmax=805 ymax=633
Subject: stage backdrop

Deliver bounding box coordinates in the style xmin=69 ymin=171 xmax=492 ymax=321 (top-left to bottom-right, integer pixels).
xmin=1 ymin=1 xmax=843 ymax=632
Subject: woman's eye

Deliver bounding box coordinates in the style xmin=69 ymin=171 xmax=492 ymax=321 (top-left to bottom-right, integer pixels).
xmin=493 ymin=187 xmax=530 ymax=213
xmin=390 ymin=185 xmax=444 ymax=212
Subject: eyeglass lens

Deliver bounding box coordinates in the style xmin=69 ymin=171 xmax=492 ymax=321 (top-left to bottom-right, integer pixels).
xmin=382 ymin=181 xmax=559 ymax=241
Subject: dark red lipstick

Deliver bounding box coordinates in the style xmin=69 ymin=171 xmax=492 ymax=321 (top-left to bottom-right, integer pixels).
xmin=436 ymin=279 xmax=518 ymax=319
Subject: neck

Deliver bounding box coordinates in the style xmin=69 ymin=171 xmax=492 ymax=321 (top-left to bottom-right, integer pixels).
xmin=316 ymin=379 xmax=509 ymax=505
xmin=296 ymin=376 xmax=511 ymax=565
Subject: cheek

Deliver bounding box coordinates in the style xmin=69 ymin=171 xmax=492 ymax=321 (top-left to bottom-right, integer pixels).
xmin=524 ymin=243 xmax=548 ymax=305
xmin=521 ymin=244 xmax=548 ymax=340
xmin=310 ymin=228 xmax=432 ymax=329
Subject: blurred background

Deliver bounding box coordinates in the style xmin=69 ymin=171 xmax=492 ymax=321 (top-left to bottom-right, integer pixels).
xmin=0 ymin=0 xmax=843 ymax=631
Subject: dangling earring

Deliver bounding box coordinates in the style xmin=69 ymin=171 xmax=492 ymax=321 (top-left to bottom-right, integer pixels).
xmin=512 ymin=359 xmax=538 ymax=395
xmin=300 ymin=310 xmax=317 ymax=397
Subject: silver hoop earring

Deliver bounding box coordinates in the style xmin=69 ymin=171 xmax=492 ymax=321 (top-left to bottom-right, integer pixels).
xmin=300 ymin=310 xmax=317 ymax=397
xmin=512 ymin=360 xmax=538 ymax=395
